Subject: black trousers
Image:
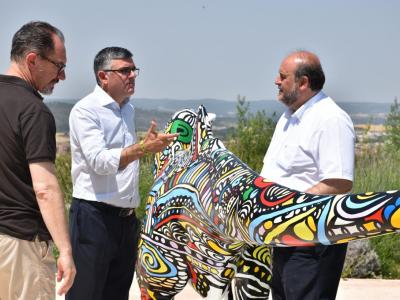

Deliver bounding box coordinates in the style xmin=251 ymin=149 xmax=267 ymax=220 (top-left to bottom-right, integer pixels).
xmin=66 ymin=198 xmax=140 ymax=300
xmin=271 ymin=244 xmax=348 ymax=300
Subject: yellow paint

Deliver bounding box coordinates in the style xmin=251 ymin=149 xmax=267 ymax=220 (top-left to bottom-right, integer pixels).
xmin=307 ymin=216 xmax=316 ymax=232
xmin=224 ymin=268 xmax=233 ymax=276
xmin=357 ymin=193 xmax=375 ymax=199
xmin=281 ymin=198 xmax=294 ymax=206
xmin=228 ymin=242 xmax=243 ymax=250
xmin=364 ymin=221 xmax=377 ymax=231
xmin=208 ymin=240 xmax=231 ymax=255
xmin=293 ymin=220 xmax=314 ymax=241
xmin=337 ymin=238 xmax=355 ymax=243
xmin=391 ymin=209 xmax=400 ymax=228
xmin=263 ymin=221 xmax=273 ymax=230
xmin=263 ymin=207 xmax=316 ymax=243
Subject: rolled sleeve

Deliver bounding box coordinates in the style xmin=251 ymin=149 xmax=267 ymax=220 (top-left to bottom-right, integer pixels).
xmin=316 ymin=115 xmax=355 ymax=182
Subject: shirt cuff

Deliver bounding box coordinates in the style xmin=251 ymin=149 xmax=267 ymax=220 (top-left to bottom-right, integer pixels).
xmin=108 ymin=148 xmax=123 ymax=172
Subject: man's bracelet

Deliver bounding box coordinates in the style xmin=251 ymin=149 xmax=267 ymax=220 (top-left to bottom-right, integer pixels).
xmin=139 ymin=140 xmax=147 ymax=154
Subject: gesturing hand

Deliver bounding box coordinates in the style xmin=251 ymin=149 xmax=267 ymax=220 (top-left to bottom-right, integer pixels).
xmin=143 ymin=121 xmax=179 ymax=153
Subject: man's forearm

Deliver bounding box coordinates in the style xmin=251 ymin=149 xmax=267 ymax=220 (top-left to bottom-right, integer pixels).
xmin=36 ymin=184 xmax=72 ymax=254
xmin=119 ymin=143 xmax=144 ymax=170
xmin=306 ymin=178 xmax=353 ymax=195
xmin=29 ymin=163 xmax=72 ymax=254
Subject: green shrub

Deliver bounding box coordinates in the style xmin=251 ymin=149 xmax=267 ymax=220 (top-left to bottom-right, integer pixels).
xmin=55 ymin=154 xmax=73 ymax=208
xmin=137 ymin=155 xmax=154 ymax=221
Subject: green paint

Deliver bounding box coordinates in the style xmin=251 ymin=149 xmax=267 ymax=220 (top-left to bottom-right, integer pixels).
xmin=171 ymin=120 xmax=193 ymax=144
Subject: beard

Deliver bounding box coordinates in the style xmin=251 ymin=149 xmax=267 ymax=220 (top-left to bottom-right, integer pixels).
xmin=280 ymin=87 xmax=299 ymax=107
xmin=40 ymin=87 xmax=53 ymax=95
xmin=40 ymin=79 xmax=59 ymax=95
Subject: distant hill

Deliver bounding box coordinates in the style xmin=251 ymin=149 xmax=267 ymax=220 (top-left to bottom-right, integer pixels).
xmin=45 ymin=98 xmax=392 ymax=133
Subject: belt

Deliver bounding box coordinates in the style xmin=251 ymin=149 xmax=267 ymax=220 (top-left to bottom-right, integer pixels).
xmin=74 ymin=198 xmax=135 ymax=217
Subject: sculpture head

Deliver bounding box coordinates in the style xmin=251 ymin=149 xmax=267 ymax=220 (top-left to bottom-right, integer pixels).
xmin=153 ymin=105 xmax=223 ymax=178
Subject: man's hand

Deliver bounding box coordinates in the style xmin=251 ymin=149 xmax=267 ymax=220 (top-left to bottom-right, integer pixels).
xmin=56 ymin=251 xmax=76 ymax=295
xmin=119 ymin=120 xmax=179 ymax=169
xmin=142 ymin=121 xmax=179 ymax=153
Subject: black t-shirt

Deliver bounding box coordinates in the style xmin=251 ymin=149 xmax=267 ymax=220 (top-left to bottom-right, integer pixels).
xmin=0 ymin=75 xmax=56 ymax=241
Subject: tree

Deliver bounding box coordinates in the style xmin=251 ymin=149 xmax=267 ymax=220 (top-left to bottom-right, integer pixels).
xmin=385 ymin=97 xmax=400 ymax=150
xmin=228 ymin=95 xmax=276 ymax=172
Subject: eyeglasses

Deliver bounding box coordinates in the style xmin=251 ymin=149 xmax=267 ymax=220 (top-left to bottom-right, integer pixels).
xmin=103 ymin=67 xmax=140 ymax=76
xmin=39 ymin=54 xmax=66 ymax=74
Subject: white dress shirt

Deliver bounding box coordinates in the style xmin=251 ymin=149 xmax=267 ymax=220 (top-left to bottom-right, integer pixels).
xmin=69 ymin=85 xmax=140 ymax=208
xmin=260 ymin=91 xmax=355 ymax=192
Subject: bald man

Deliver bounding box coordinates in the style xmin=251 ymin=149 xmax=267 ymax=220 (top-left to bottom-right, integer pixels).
xmin=260 ymin=51 xmax=355 ymax=300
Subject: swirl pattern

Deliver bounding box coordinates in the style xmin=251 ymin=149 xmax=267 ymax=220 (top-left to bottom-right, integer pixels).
xmin=137 ymin=106 xmax=400 ymax=299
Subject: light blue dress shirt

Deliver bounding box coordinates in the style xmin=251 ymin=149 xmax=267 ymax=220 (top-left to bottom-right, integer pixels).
xmin=69 ymin=85 xmax=140 ymax=208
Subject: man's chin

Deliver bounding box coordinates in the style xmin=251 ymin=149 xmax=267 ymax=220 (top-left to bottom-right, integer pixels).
xmin=39 ymin=86 xmax=55 ymax=95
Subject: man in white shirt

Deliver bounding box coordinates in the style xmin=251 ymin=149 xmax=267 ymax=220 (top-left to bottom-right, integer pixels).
xmin=66 ymin=47 xmax=178 ymax=300
xmin=260 ymin=50 xmax=355 ymax=300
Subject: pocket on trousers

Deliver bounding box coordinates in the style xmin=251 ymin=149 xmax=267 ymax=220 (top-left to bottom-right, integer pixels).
xmin=76 ymin=204 xmax=107 ymax=246
xmin=39 ymin=240 xmax=51 ymax=260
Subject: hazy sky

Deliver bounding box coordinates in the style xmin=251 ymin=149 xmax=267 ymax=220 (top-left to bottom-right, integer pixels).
xmin=1 ymin=0 xmax=399 ymax=102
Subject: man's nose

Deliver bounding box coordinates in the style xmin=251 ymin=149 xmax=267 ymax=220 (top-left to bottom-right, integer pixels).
xmin=58 ymin=69 xmax=66 ymax=81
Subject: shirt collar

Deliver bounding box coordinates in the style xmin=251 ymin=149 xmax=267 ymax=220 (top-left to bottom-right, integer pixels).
xmin=93 ymin=85 xmax=130 ymax=108
xmin=0 ymin=74 xmax=43 ymax=100
xmin=284 ymin=91 xmax=326 ymax=122
xmin=93 ymin=85 xmax=117 ymax=107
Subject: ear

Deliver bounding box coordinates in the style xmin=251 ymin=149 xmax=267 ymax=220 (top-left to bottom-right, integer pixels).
xmin=298 ymin=75 xmax=310 ymax=91
xmin=25 ymin=52 xmax=37 ymax=70
xmin=97 ymin=70 xmax=108 ymax=86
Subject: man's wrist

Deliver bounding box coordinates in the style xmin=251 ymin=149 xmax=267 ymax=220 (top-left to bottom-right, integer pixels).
xmin=139 ymin=140 xmax=147 ymax=154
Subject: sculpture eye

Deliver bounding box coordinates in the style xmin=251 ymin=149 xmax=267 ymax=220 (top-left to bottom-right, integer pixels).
xmin=171 ymin=120 xmax=193 ymax=144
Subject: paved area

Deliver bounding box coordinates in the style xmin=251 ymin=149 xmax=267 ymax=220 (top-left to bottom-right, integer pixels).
xmin=57 ymin=277 xmax=400 ymax=299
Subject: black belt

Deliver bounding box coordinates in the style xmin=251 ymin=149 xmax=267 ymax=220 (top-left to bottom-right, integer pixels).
xmin=74 ymin=198 xmax=135 ymax=217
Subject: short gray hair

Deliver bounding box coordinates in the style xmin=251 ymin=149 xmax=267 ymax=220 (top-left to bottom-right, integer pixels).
xmin=93 ymin=47 xmax=133 ymax=85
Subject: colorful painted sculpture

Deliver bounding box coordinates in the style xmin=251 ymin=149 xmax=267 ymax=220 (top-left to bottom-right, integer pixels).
xmin=137 ymin=106 xmax=400 ymax=299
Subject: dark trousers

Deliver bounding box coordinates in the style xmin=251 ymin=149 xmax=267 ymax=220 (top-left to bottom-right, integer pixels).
xmin=271 ymin=244 xmax=348 ymax=300
xmin=66 ymin=198 xmax=140 ymax=300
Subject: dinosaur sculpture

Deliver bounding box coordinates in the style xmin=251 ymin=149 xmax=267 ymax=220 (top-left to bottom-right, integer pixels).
xmin=137 ymin=106 xmax=400 ymax=299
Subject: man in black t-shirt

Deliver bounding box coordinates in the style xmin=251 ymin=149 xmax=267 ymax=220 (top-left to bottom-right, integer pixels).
xmin=0 ymin=21 xmax=75 ymax=299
